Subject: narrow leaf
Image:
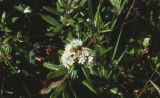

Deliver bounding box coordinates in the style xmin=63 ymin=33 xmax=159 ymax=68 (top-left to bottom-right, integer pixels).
xmin=115 ymin=50 xmax=126 ymax=65
xmin=54 ymin=24 xmax=63 ymax=32
xmin=111 ymin=25 xmax=123 ymax=61
xmin=118 ymin=0 xmax=127 ymax=15
xmin=45 ymin=32 xmax=57 ymax=37
xmin=69 ymin=82 xmax=77 ymax=98
xmin=80 ymin=0 xmax=87 ymax=6
xmin=1 ymin=11 xmax=6 ymax=23
xmin=43 ymin=6 xmax=60 ymax=15
xmin=110 ymin=88 xmax=123 ymax=95
xmin=110 ymin=88 xmax=118 ymax=94
xmin=100 ymin=29 xmax=112 ymax=33
xmin=14 ymin=6 xmax=24 ymax=12
xmin=47 ymin=69 xmax=67 ymax=80
xmin=12 ymin=17 xmax=19 ymax=23
xmin=62 ymin=91 xmax=69 ymax=98
xmin=100 ymin=46 xmax=113 ymax=56
xmin=82 ymin=80 xmax=98 ymax=94
xmin=58 ymin=50 xmax=64 ymax=55
xmin=94 ymin=2 xmax=101 ymax=27
xmin=41 ymin=14 xmax=59 ymax=26
xmin=43 ymin=62 xmax=65 ymax=70
xmin=3 ymin=36 xmax=13 ymax=44
xmin=81 ymin=66 xmax=90 ymax=80
xmin=50 ymin=82 xmax=67 ymax=98
xmin=39 ymin=81 xmax=60 ymax=95
xmin=109 ymin=0 xmax=120 ymax=11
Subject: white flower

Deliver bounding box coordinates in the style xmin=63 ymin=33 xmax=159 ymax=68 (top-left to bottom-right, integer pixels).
xmin=66 ymin=58 xmax=74 ymax=66
xmin=88 ymin=56 xmax=93 ymax=63
xmin=61 ymin=39 xmax=94 ymax=69
xmin=61 ymin=50 xmax=76 ymax=68
xmin=24 ymin=6 xmax=32 ymax=14
xmin=86 ymin=18 xmax=90 ymax=22
xmin=70 ymin=39 xmax=83 ymax=47
xmin=78 ymin=56 xmax=86 ymax=64
xmin=81 ymin=47 xmax=90 ymax=56
xmin=65 ymin=44 xmax=73 ymax=51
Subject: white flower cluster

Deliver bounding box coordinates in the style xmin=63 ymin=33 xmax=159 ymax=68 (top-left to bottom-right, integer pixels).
xmin=61 ymin=39 xmax=94 ymax=69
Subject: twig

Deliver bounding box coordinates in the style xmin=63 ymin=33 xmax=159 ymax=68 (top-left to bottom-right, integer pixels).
xmin=137 ymin=70 xmax=156 ymax=98
xmin=0 ymin=52 xmax=16 ymax=73
xmin=124 ymin=0 xmax=136 ymax=21
xmin=22 ymin=82 xmax=32 ymax=98
xmin=156 ymin=69 xmax=160 ymax=76
xmin=149 ymin=80 xmax=160 ymax=94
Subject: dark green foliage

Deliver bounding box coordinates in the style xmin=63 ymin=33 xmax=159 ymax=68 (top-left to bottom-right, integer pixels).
xmin=0 ymin=0 xmax=160 ymax=98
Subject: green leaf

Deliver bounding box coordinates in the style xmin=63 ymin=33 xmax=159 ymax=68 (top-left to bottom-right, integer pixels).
xmin=143 ymin=38 xmax=150 ymax=47
xmin=99 ymin=68 xmax=108 ymax=79
xmin=41 ymin=14 xmax=59 ymax=26
xmin=43 ymin=6 xmax=60 ymax=16
xmin=43 ymin=62 xmax=65 ymax=71
xmin=135 ymin=48 xmax=144 ymax=58
xmin=82 ymin=80 xmax=98 ymax=94
xmin=58 ymin=50 xmax=64 ymax=55
xmin=45 ymin=32 xmax=57 ymax=37
xmin=100 ymin=29 xmax=112 ymax=33
xmin=47 ymin=69 xmax=67 ymax=80
xmin=94 ymin=2 xmax=102 ymax=28
xmin=110 ymin=88 xmax=123 ymax=95
xmin=118 ymin=0 xmax=127 ymax=15
xmin=1 ymin=11 xmax=6 ymax=23
xmin=80 ymin=0 xmax=87 ymax=6
xmin=109 ymin=0 xmax=120 ymax=11
xmin=81 ymin=66 xmax=90 ymax=80
xmin=107 ymin=71 xmax=112 ymax=79
xmin=115 ymin=50 xmax=126 ymax=65
xmin=58 ymin=0 xmax=66 ymax=8
xmin=68 ymin=66 xmax=78 ymax=79
xmin=47 ymin=27 xmax=54 ymax=32
xmin=111 ymin=25 xmax=123 ymax=60
xmin=66 ymin=19 xmax=75 ymax=23
xmin=110 ymin=88 xmax=118 ymax=94
xmin=78 ymin=18 xmax=84 ymax=23
xmin=96 ymin=35 xmax=104 ymax=41
xmin=126 ymin=48 xmax=135 ymax=55
xmin=14 ymin=6 xmax=24 ymax=12
xmin=156 ymin=63 xmax=160 ymax=68
xmin=89 ymin=69 xmax=98 ymax=76
xmin=0 ymin=46 xmax=5 ymax=55
xmin=3 ymin=36 xmax=13 ymax=44
xmin=50 ymin=82 xmax=67 ymax=98
xmin=66 ymin=34 xmax=73 ymax=42
xmin=100 ymin=46 xmax=113 ymax=56
xmin=69 ymin=82 xmax=77 ymax=98
xmin=56 ymin=1 xmax=65 ymax=13
xmin=88 ymin=0 xmax=94 ymax=24
xmin=4 ymin=27 xmax=12 ymax=32
xmin=2 ymin=11 xmax=6 ymax=19
xmin=54 ymin=24 xmax=63 ymax=32
xmin=62 ymin=91 xmax=69 ymax=98
xmin=12 ymin=17 xmax=19 ymax=23
xmin=73 ymin=13 xmax=79 ymax=18
xmin=29 ymin=50 xmax=35 ymax=64
xmin=3 ymin=44 xmax=12 ymax=55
